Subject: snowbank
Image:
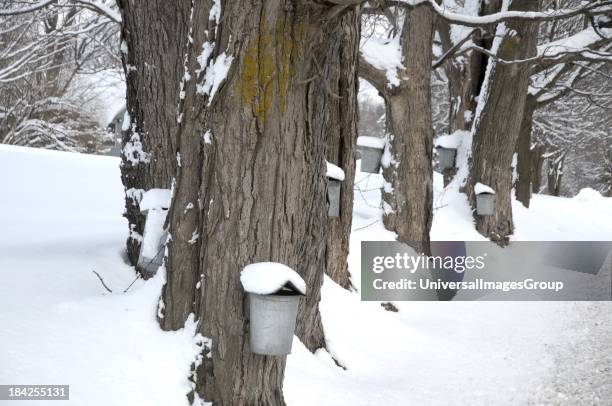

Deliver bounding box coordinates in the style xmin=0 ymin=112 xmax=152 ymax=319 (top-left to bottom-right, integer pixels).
xmin=326 ymin=161 xmax=345 ymax=181
xmin=573 ymin=187 xmax=604 ymax=202
xmin=140 ymin=188 xmax=172 ymax=212
xmin=2 ymin=144 xmax=612 ymax=406
xmin=241 ymin=262 xmax=306 ymax=295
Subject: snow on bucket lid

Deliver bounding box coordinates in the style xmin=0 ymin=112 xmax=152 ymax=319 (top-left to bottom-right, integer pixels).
xmin=357 ymin=136 xmax=386 ymax=150
xmin=326 ymin=161 xmax=345 ymax=181
xmin=434 ymin=132 xmax=462 ymax=149
xmin=241 ymin=262 xmax=306 ymax=296
xmin=475 ymin=182 xmax=496 ymax=195
xmin=140 ymin=188 xmax=172 ymax=212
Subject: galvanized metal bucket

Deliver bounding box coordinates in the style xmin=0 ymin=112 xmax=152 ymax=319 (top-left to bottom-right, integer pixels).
xmin=109 ymin=143 xmax=122 ymax=157
xmin=360 ymin=146 xmax=383 ymax=174
xmin=248 ymin=292 xmax=301 ymax=356
xmin=437 ymin=147 xmax=456 ymax=170
xmin=327 ymin=179 xmax=341 ymax=218
xmin=476 ymin=193 xmax=496 ymax=216
xmin=137 ymin=208 xmax=168 ymax=275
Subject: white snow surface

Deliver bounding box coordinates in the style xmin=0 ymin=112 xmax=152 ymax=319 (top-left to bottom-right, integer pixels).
xmin=573 ymin=187 xmax=604 ymax=202
xmin=434 ymin=132 xmax=463 ymax=149
xmin=241 ymin=262 xmax=306 ymax=295
xmin=197 ymin=52 xmax=233 ymax=103
xmin=1 ymin=144 xmax=611 ymax=405
xmin=140 ymin=188 xmax=172 ymax=212
xmin=474 ymin=182 xmax=496 ymax=195
xmin=537 ymin=27 xmax=611 ymax=58
xmin=360 ymin=36 xmax=403 ymax=87
xmin=326 ymin=161 xmax=346 ymax=181
xmin=356 ymin=136 xmax=386 ymax=150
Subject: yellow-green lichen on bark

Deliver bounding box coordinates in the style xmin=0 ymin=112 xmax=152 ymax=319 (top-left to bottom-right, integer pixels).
xmin=240 ymin=13 xmax=303 ymax=125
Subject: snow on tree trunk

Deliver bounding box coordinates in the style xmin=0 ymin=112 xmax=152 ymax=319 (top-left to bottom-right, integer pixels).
xmin=123 ymin=2 xmax=354 ymax=404
xmin=315 ymin=9 xmax=360 ymax=289
xmin=515 ymin=94 xmax=537 ymax=207
xmin=466 ymin=0 xmax=541 ymax=245
xmin=547 ymin=151 xmax=566 ymax=196
xmin=116 ymin=0 xmax=187 ymax=267
xmin=446 ymin=55 xmax=481 ymax=133
xmin=381 ymin=5 xmax=435 ymax=255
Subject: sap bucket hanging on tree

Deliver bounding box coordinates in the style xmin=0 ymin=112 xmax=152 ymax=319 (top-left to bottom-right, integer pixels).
xmin=436 ymin=147 xmax=457 ymax=171
xmin=475 ymin=182 xmax=496 ymax=216
xmin=434 ymin=133 xmax=461 ymax=171
xmin=326 ymin=161 xmax=345 ymax=218
xmin=357 ymin=136 xmax=385 ymax=174
xmin=241 ymin=262 xmax=306 ymax=356
xmin=137 ymin=188 xmax=171 ymax=276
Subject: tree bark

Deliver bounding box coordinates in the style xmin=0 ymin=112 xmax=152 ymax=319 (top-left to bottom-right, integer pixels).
xmin=437 ymin=0 xmax=501 ymax=134
xmin=531 ymin=142 xmax=546 ymax=193
xmin=117 ymin=0 xmax=187 ymax=267
xmin=316 ymin=10 xmax=360 ymax=289
xmin=380 ymin=5 xmax=435 ymax=255
xmin=547 ymin=151 xmax=566 ymax=196
xmin=129 ymin=2 xmax=356 ymax=404
xmin=466 ymin=0 xmax=540 ymax=245
xmin=438 ymin=29 xmax=483 ymax=133
xmin=515 ymin=94 xmax=537 ymax=207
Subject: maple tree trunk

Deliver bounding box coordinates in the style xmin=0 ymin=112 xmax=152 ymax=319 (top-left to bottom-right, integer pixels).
xmin=118 ymin=1 xmax=359 ymax=404
xmin=531 ymin=142 xmax=546 ymax=193
xmin=318 ymin=10 xmax=360 ymax=289
xmin=515 ymin=95 xmax=537 ymax=207
xmin=117 ymin=0 xmax=186 ymax=266
xmin=466 ymin=0 xmax=540 ymax=245
xmin=381 ymin=5 xmax=435 ymax=254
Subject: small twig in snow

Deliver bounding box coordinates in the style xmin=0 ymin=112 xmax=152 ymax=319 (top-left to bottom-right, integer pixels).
xmin=353 ymin=219 xmax=380 ymax=232
xmin=92 ymin=270 xmax=113 ymax=293
xmin=123 ymin=274 xmax=141 ymax=293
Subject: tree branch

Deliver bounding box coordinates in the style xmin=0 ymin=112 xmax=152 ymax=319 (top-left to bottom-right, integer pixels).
xmin=0 ymin=0 xmax=56 ymax=16
xmin=359 ymin=0 xmax=612 ymax=27
xmin=358 ymin=53 xmax=388 ymax=96
xmin=432 ymin=28 xmax=480 ymax=70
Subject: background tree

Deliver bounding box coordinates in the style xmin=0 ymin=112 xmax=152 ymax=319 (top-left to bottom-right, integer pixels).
xmin=0 ymin=0 xmax=120 ymax=152
xmin=359 ymin=4 xmax=436 ymax=254
xmin=515 ymin=1 xmax=612 ymax=205
xmin=317 ymin=10 xmax=361 ymax=289
xmin=465 ymin=0 xmax=541 ymax=244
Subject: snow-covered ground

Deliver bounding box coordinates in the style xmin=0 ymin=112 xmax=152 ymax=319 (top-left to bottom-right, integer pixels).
xmin=0 ymin=145 xmax=610 ymax=405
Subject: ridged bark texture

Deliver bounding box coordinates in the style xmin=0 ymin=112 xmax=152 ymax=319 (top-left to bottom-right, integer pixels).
xmin=117 ymin=0 xmax=187 ymax=267
xmin=467 ymin=0 xmax=540 ymax=245
xmin=316 ymin=10 xmax=360 ymax=289
xmin=381 ymin=5 xmax=435 ymax=255
xmin=140 ymin=2 xmax=355 ymax=404
xmin=515 ymin=94 xmax=537 ymax=207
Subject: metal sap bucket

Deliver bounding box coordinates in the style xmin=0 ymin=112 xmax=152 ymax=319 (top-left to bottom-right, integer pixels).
xmin=327 ymin=179 xmax=341 ymax=218
xmin=109 ymin=143 xmax=122 ymax=157
xmin=360 ymin=146 xmax=384 ymax=174
xmin=137 ymin=208 xmax=168 ymax=275
xmin=476 ymin=193 xmax=496 ymax=216
xmin=437 ymin=147 xmax=456 ymax=170
xmin=248 ymin=292 xmax=301 ymax=356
